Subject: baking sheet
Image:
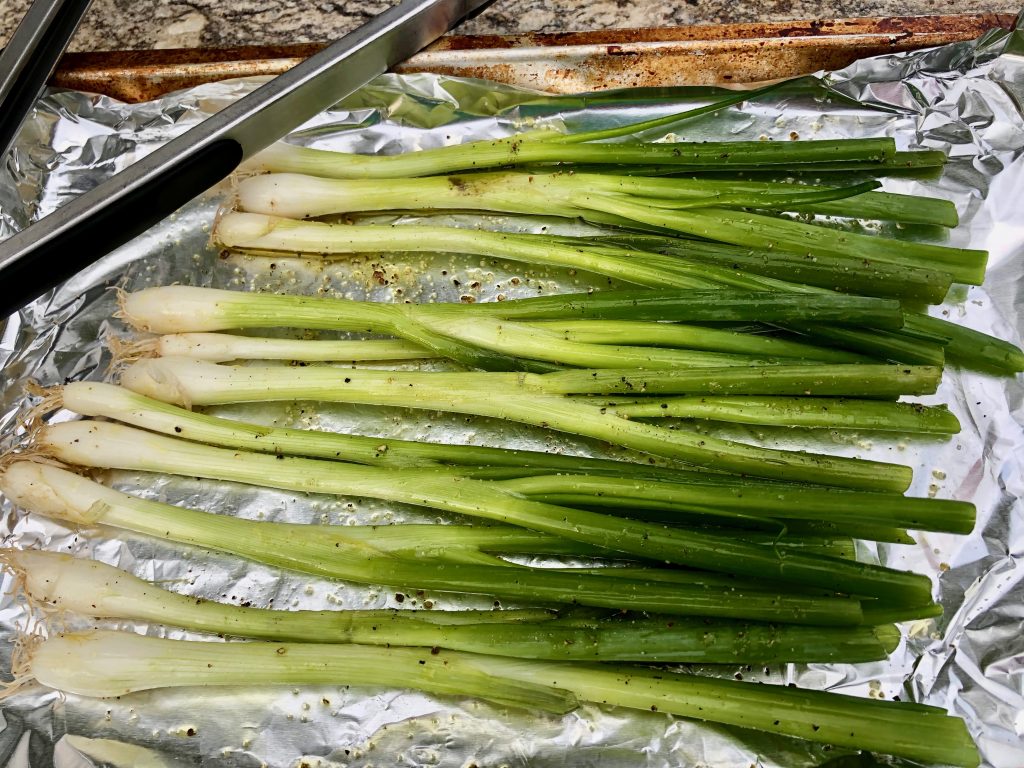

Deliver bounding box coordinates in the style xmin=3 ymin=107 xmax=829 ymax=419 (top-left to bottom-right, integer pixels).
xmin=48 ymin=13 xmax=1017 ymax=101
xmin=2 ymin=16 xmax=1024 ymax=768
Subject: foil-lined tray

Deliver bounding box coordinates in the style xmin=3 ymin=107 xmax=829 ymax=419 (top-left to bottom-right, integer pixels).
xmin=2 ymin=17 xmax=1024 ymax=768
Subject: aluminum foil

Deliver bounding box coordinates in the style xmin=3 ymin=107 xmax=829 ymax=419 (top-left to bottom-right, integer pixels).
xmin=3 ymin=17 xmax=1024 ymax=768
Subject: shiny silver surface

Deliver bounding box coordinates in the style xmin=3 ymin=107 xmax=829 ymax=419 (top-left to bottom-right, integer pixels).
xmin=1 ymin=20 xmax=1024 ymax=767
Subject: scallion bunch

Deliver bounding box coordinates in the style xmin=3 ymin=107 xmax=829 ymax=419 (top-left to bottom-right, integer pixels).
xmin=4 ymin=88 xmax=1010 ymax=768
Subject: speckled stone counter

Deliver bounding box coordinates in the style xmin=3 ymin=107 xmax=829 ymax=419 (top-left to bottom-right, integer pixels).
xmin=0 ymin=0 xmax=1020 ymax=51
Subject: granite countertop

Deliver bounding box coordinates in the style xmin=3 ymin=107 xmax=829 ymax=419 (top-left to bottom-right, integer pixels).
xmin=0 ymin=0 xmax=1019 ymax=51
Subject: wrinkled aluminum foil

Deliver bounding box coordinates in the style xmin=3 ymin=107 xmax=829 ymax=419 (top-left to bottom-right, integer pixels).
xmin=3 ymin=17 xmax=1024 ymax=768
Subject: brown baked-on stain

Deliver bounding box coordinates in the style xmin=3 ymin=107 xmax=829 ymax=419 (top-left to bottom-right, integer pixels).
xmin=605 ymin=45 xmax=640 ymax=57
xmin=51 ymin=14 xmax=1015 ymax=102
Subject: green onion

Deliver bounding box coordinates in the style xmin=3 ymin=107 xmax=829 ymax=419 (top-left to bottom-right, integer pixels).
xmin=55 ymin=382 xmax=974 ymax=542
xmin=540 ymin=364 xmax=938 ymax=397
xmin=57 ymin=381 xmax=691 ymax=479
xmin=494 ymin=658 xmax=979 ymax=767
xmin=117 ymin=357 xmax=919 ymax=490
xmin=30 ymin=424 xmax=935 ymax=605
xmin=538 ymin=83 xmax=787 ymax=144
xmin=428 ymin=288 xmax=903 ymax=327
xmin=789 ymin=323 xmax=948 ymax=366
xmin=611 ymin=515 xmax=917 ymax=547
xmin=120 ymin=286 xmax=907 ymax=374
xmin=216 ymin=212 xmax=949 ymax=305
xmin=19 ymin=630 xmax=979 ymax=766
xmin=250 ymin=137 xmax=902 ymax=179
xmin=555 ymin=174 xmax=955 ymax=226
xmin=498 ymin=474 xmax=974 ymax=535
xmin=1 ymin=549 xmax=897 ymax=664
xmin=155 ymin=329 xmax=778 ymax=371
xmin=554 ymin=563 xmax=935 ymax=616
xmin=215 ymin=212 xmax=725 ymax=291
xmin=576 ymin=195 xmax=988 ymax=286
xmin=143 ymin=327 xmax=863 ymax=367
xmin=234 ymin=171 xmax=982 ymax=284
xmin=782 ymin=189 xmax=958 ymax=227
xmin=598 ymin=234 xmax=955 ymax=303
xmin=22 ymin=629 xmax=577 ymax=712
xmin=121 ymin=285 xmax=905 ymax=337
xmin=0 ymin=462 xmax=865 ymax=623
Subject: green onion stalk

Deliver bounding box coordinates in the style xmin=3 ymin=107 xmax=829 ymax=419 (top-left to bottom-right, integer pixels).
xmin=27 ymin=424 xmax=937 ymax=607
xmin=585 ymin=232 xmax=954 ymax=303
xmin=108 ymin=356 xmax=925 ymax=493
xmin=0 ymin=460 xmax=871 ymax=606
xmin=233 ymin=171 xmax=985 ymax=284
xmin=211 ymin=217 xmax=1023 ymax=373
xmin=120 ymin=285 xmax=908 ymax=331
xmin=137 ymin=328 xmax=861 ymax=367
xmin=120 ymin=285 xmax=905 ymax=373
xmin=0 ymin=461 xmax=865 ymax=624
xmin=590 ymin=234 xmax=1023 ymax=373
xmin=214 ymin=211 xmax=951 ymax=305
xmin=53 ymin=381 xmax=695 ymax=480
xmin=497 ymin=473 xmax=974 ymax=535
xmin=252 ymin=112 xmax=949 ymax=193
xmin=55 ymin=382 xmax=974 ymax=541
xmin=215 ymin=211 xmax=787 ymax=296
xmin=0 ymin=549 xmax=899 ymax=664
xmin=14 ymin=629 xmax=576 ymax=713
xmin=902 ymin=312 xmax=1024 ymax=374
xmin=251 ymin=133 xmax=920 ymax=180
xmin=115 ymin=356 xmax=929 ymax=491
xmin=102 ymin=346 xmax=960 ymax=433
xmin=577 ymin=192 xmax=987 ymax=286
xmin=788 ymin=323 xmax=947 ymax=367
xmin=13 ymin=630 xmax=979 ymax=766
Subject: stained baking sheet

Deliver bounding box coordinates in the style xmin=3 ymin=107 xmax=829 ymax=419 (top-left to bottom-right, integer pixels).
xmin=49 ymin=13 xmax=1017 ymax=100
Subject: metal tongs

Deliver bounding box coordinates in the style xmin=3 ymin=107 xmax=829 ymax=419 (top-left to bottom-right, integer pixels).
xmin=0 ymin=0 xmax=493 ymax=318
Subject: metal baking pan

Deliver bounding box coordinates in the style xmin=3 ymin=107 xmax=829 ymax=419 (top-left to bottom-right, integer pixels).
xmin=2 ymin=11 xmax=1020 ymax=768
xmin=49 ymin=13 xmax=1016 ymax=99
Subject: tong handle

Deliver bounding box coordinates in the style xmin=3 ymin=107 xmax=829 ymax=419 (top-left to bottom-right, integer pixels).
xmin=0 ymin=139 xmax=241 ymax=317
xmin=0 ymin=0 xmax=95 ymax=159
